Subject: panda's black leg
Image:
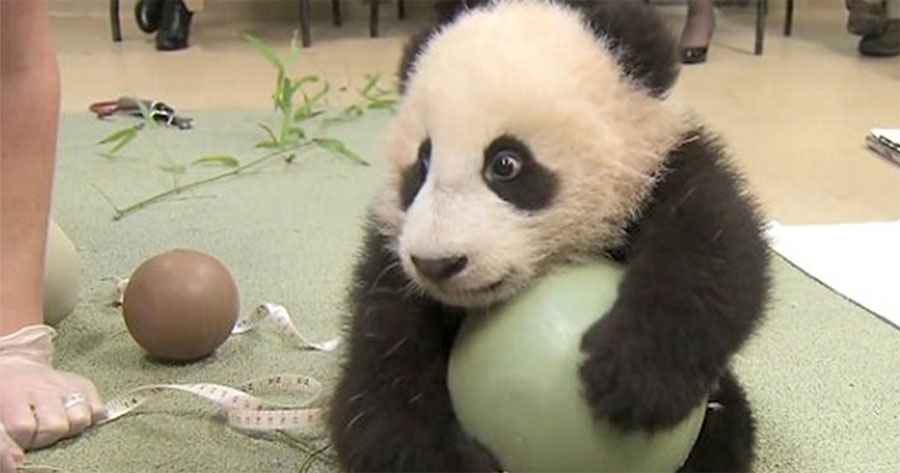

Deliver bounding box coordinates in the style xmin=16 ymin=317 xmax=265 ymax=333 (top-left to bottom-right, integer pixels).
xmin=580 ymin=131 xmax=768 ymax=431
xmin=328 ymin=223 xmax=501 ymax=472
xmin=679 ymin=370 xmax=756 ymax=473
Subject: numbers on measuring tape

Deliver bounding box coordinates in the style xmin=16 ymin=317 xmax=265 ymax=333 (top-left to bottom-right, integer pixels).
xmin=100 ymin=374 xmax=327 ymax=432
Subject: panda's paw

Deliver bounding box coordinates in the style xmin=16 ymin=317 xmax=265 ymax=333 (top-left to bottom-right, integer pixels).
xmin=579 ymin=322 xmax=707 ymax=431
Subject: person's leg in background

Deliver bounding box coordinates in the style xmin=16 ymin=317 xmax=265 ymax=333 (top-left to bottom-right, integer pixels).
xmin=847 ymin=0 xmax=899 ymax=57
xmin=135 ymin=0 xmax=204 ymax=51
xmin=680 ymin=0 xmax=716 ymax=64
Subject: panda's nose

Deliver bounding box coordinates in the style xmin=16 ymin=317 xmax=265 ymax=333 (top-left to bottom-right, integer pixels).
xmin=411 ymin=255 xmax=468 ymax=283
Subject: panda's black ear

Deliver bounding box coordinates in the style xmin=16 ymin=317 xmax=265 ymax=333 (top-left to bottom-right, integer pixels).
xmin=579 ymin=0 xmax=680 ymax=96
xmin=434 ymin=0 xmax=490 ymax=24
xmin=397 ymin=27 xmax=439 ymax=95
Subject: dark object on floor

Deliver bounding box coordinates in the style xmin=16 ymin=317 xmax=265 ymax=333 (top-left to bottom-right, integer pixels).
xmin=859 ymin=19 xmax=900 ymax=56
xmin=89 ymin=97 xmax=193 ymax=129
xmin=681 ymin=46 xmax=709 ymax=64
xmin=846 ymin=0 xmax=886 ymax=36
xmin=155 ymin=0 xmax=192 ymax=51
xmin=135 ymin=0 xmax=164 ymax=33
xmin=866 ymin=130 xmax=900 ymax=165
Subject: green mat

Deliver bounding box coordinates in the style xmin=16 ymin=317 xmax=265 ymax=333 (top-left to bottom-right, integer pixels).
xmin=29 ymin=110 xmax=900 ymax=472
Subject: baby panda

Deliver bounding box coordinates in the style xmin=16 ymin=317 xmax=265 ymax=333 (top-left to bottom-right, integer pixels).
xmin=328 ymin=1 xmax=769 ymax=471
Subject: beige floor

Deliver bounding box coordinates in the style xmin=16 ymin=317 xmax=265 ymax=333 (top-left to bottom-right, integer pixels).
xmin=49 ymin=0 xmax=900 ymax=224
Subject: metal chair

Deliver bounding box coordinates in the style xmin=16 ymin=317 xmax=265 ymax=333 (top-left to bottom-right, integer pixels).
xmin=755 ymin=0 xmax=795 ymax=55
xmin=110 ymin=0 xmax=407 ymax=47
xmin=639 ymin=0 xmax=796 ymax=56
xmin=110 ymin=0 xmax=791 ymax=53
xmin=299 ymin=0 xmax=407 ymax=47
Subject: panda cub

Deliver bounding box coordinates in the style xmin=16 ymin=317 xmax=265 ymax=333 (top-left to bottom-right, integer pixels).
xmin=329 ymin=1 xmax=769 ymax=471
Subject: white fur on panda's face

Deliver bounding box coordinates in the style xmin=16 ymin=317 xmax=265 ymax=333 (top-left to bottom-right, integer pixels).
xmin=374 ymin=0 xmax=687 ymax=308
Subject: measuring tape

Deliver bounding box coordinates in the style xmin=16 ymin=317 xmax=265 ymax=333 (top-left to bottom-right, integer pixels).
xmin=99 ymin=373 xmax=326 ymax=432
xmin=16 ymin=281 xmax=342 ymax=472
xmin=107 ymin=278 xmax=338 ymax=430
xmin=234 ymin=302 xmax=339 ymax=352
xmin=114 ymin=277 xmax=338 ymax=352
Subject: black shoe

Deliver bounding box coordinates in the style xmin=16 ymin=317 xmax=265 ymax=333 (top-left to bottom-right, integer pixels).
xmin=681 ymin=46 xmax=709 ymax=64
xmin=859 ymin=20 xmax=900 ymax=57
xmin=156 ymin=0 xmax=192 ymax=51
xmin=135 ymin=0 xmax=164 ymax=33
xmin=679 ymin=2 xmax=714 ymax=65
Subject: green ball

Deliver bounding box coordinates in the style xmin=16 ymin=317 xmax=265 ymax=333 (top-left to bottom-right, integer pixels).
xmin=448 ymin=261 xmax=706 ymax=472
xmin=42 ymin=219 xmax=82 ymax=326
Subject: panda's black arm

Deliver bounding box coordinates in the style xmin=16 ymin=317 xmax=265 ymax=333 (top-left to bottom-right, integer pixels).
xmin=328 ymin=223 xmax=500 ymax=472
xmin=581 ymin=131 xmax=769 ymax=431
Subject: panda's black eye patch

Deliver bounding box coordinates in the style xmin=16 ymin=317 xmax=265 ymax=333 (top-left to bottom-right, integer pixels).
xmin=417 ymin=138 xmax=432 ymax=176
xmin=400 ymin=138 xmax=431 ymax=210
xmin=483 ymin=135 xmax=558 ymax=211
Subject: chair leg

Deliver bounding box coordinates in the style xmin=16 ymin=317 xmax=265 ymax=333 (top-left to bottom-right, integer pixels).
xmin=110 ymin=0 xmax=122 ymax=42
xmin=784 ymin=0 xmax=794 ymax=36
xmin=332 ymin=0 xmax=343 ymax=27
xmin=370 ymin=0 xmax=380 ymax=37
xmin=755 ymin=0 xmax=766 ymax=55
xmin=398 ymin=0 xmax=406 ymax=20
xmin=299 ymin=0 xmax=312 ymax=47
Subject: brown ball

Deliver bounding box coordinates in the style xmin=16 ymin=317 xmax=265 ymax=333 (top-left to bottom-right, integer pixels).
xmin=123 ymin=249 xmax=240 ymax=362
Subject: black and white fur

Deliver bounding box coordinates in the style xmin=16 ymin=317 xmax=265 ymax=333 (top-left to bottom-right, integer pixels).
xmin=328 ymin=1 xmax=769 ymax=471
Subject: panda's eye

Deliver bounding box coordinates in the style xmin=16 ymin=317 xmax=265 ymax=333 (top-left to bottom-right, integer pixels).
xmin=486 ymin=150 xmax=523 ymax=181
xmin=417 ymin=138 xmax=432 ymax=177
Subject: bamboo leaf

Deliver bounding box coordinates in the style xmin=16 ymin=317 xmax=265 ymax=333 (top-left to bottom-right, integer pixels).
xmin=346 ymin=104 xmax=364 ymax=117
xmin=306 ymin=82 xmax=330 ymax=108
xmin=243 ymin=34 xmax=284 ymax=73
xmin=285 ymin=42 xmax=300 ymax=69
xmin=257 ymin=122 xmax=279 ymax=144
xmin=98 ymin=126 xmax=139 ymax=145
xmin=289 ymin=127 xmax=306 ymax=139
xmin=191 ymin=155 xmax=240 ymax=167
xmin=279 ymin=76 xmax=294 ymax=113
xmin=134 ymin=99 xmax=158 ymax=129
xmin=107 ymin=132 xmax=137 ymax=154
xmin=367 ymin=100 xmax=397 ymax=110
xmin=293 ymin=82 xmax=330 ymax=121
xmin=314 ymin=138 xmax=368 ymax=165
xmin=320 ymin=104 xmax=364 ymax=127
xmin=255 ymin=140 xmax=280 ymax=149
xmin=108 ymin=132 xmax=138 ymax=154
xmin=294 ymin=75 xmax=319 ymax=89
xmin=360 ymin=74 xmax=380 ymax=98
xmin=159 ymin=164 xmax=187 ymax=174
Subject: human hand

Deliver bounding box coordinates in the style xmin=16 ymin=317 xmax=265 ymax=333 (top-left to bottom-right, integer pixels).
xmin=0 ymin=325 xmax=103 ymax=471
xmin=1 ymin=423 xmax=23 ymax=473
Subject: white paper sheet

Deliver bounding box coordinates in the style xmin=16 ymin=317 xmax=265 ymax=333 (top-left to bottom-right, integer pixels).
xmin=766 ymin=219 xmax=900 ymax=330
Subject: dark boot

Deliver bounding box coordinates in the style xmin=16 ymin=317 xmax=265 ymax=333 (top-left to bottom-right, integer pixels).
xmin=859 ymin=19 xmax=900 ymax=56
xmin=135 ymin=0 xmax=165 ymax=33
xmin=156 ymin=0 xmax=192 ymax=51
xmin=847 ymin=0 xmax=886 ymax=36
